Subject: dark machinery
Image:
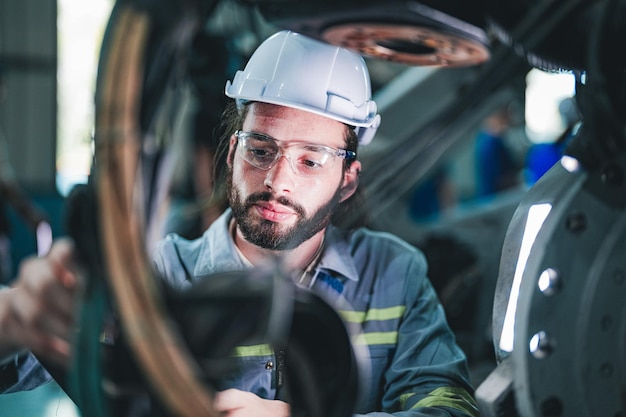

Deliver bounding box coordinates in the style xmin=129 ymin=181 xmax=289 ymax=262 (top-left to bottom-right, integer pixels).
xmin=249 ymin=2 xmax=626 ymax=416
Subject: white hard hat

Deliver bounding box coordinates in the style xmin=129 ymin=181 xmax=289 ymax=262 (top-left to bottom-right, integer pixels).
xmin=225 ymin=30 xmax=381 ymax=146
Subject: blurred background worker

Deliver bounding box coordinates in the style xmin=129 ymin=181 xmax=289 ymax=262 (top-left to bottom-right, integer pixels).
xmin=474 ymin=104 xmax=523 ymax=199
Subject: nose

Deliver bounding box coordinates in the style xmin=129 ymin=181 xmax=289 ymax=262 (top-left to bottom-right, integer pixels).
xmin=263 ymin=154 xmax=297 ymax=192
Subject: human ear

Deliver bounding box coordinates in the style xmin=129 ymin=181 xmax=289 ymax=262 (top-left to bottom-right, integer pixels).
xmin=226 ymin=134 xmax=237 ymax=168
xmin=339 ymin=161 xmax=361 ymax=203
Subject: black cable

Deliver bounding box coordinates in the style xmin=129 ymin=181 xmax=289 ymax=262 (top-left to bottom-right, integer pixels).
xmin=582 ymin=0 xmax=626 ymax=157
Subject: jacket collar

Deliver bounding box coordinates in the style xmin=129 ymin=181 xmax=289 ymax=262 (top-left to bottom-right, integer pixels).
xmin=193 ymin=209 xmax=248 ymax=277
xmin=193 ymin=208 xmax=359 ymax=282
xmin=317 ymin=225 xmax=359 ymax=282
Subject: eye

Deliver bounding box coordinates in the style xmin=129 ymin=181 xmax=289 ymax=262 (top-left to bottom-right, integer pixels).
xmin=248 ymin=143 xmax=277 ymax=160
xmin=301 ymin=158 xmax=323 ymax=169
xmin=296 ymin=150 xmax=326 ymax=170
xmin=249 ymin=147 xmax=270 ymax=157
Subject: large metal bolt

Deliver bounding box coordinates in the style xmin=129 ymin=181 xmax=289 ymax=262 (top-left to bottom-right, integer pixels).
xmin=530 ymin=331 xmax=554 ymax=359
xmin=600 ymin=362 xmax=614 ymax=377
xmin=565 ymin=211 xmax=586 ymax=234
xmin=540 ymin=396 xmax=563 ymax=417
xmin=601 ymin=163 xmax=624 ymax=186
xmin=538 ymin=268 xmax=561 ymax=296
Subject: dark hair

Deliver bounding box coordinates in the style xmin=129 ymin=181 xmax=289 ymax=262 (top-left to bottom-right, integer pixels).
xmin=333 ymin=126 xmax=369 ymax=230
xmin=213 ymin=100 xmax=369 ymax=230
xmin=213 ymin=100 xmax=246 ymax=188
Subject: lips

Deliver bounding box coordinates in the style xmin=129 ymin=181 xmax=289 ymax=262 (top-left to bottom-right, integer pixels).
xmin=254 ymin=201 xmax=296 ymax=222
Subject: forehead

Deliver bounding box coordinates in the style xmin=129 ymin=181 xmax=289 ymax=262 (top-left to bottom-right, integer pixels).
xmin=242 ymin=102 xmax=347 ymax=148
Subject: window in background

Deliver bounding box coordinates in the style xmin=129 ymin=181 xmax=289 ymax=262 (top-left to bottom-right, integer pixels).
xmin=57 ymin=0 xmax=113 ymax=196
xmin=524 ymin=69 xmax=578 ymax=186
xmin=525 ymin=69 xmax=576 ymax=144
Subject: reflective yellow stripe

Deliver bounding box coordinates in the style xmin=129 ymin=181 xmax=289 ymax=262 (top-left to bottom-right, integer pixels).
xmin=339 ymin=306 xmax=406 ymax=323
xmin=353 ymin=331 xmax=398 ymax=346
xmin=340 ymin=310 xmax=366 ymax=322
xmin=231 ymin=344 xmax=273 ymax=357
xmin=399 ymin=392 xmax=414 ymax=408
xmin=411 ymin=387 xmax=479 ymax=417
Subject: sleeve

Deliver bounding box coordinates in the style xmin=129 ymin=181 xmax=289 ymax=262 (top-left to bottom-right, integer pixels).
xmin=0 ymin=352 xmax=52 ymax=394
xmin=151 ymin=234 xmax=197 ymax=290
xmin=358 ymin=252 xmax=479 ymax=417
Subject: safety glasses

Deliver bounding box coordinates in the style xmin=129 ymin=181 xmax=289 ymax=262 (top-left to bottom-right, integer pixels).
xmin=235 ymin=130 xmax=355 ymax=177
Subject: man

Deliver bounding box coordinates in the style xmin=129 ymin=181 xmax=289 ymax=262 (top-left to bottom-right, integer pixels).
xmin=0 ymin=31 xmax=478 ymax=416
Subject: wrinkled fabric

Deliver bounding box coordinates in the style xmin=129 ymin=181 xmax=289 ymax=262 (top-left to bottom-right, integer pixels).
xmin=0 ymin=352 xmax=52 ymax=393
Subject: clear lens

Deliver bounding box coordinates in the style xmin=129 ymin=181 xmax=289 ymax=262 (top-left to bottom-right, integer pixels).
xmin=237 ymin=131 xmax=348 ymax=177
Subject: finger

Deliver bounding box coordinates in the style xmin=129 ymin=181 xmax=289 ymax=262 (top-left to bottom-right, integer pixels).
xmin=11 ymin=284 xmax=73 ymax=341
xmin=4 ymin=288 xmax=72 ymax=367
xmin=46 ymin=239 xmax=78 ymax=289
xmin=17 ymin=253 xmax=75 ymax=297
xmin=19 ymin=241 xmax=79 ymax=314
xmin=12 ymin=257 xmax=77 ymax=339
xmin=28 ymin=333 xmax=72 ymax=368
xmin=39 ymin=271 xmax=77 ymax=322
xmin=16 ymin=268 xmax=76 ymax=333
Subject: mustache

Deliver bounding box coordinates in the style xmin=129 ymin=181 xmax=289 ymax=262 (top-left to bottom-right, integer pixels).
xmin=245 ymin=192 xmax=306 ymax=217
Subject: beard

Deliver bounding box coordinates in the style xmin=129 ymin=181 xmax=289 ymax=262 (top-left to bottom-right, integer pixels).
xmin=227 ymin=170 xmax=342 ymax=251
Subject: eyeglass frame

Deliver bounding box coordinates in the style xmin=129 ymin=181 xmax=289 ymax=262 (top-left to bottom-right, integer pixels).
xmin=234 ymin=130 xmax=357 ymax=177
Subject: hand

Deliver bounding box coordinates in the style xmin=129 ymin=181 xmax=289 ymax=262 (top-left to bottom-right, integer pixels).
xmin=0 ymin=238 xmax=79 ymax=367
xmin=213 ymin=388 xmax=290 ymax=417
